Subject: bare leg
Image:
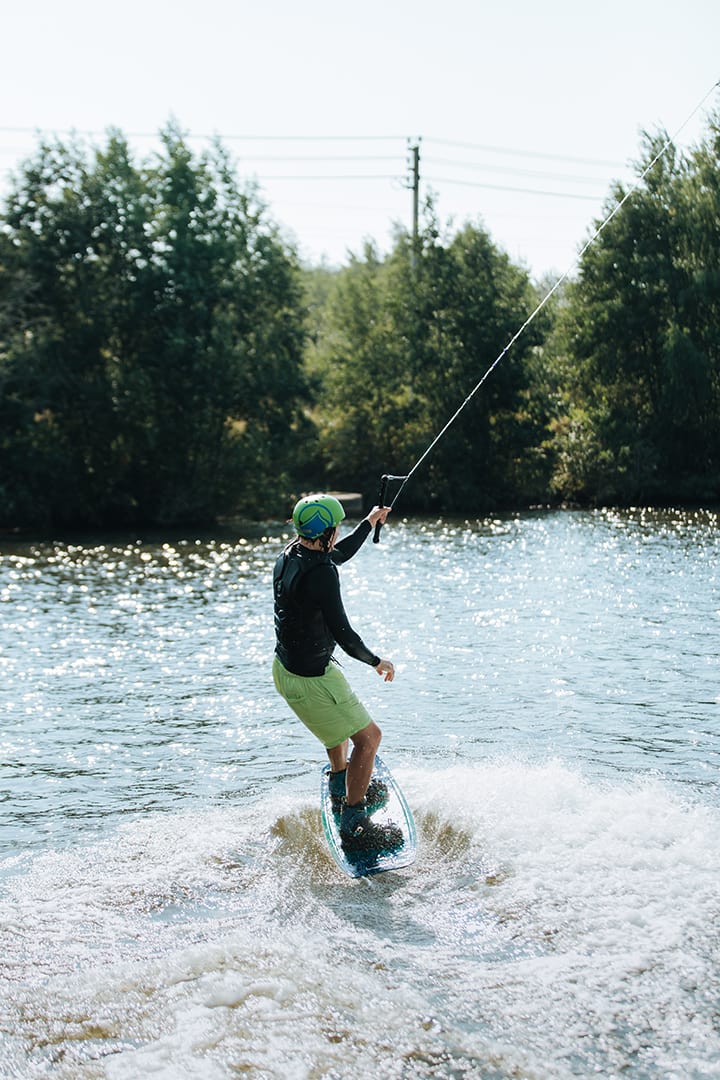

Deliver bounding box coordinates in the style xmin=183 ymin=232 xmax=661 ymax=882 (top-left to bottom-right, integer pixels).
xmin=345 ymin=722 xmax=382 ymax=806
xmin=326 ymin=740 xmax=348 ymax=773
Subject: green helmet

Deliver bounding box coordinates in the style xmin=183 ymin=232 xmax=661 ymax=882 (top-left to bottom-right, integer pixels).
xmin=292 ymin=493 xmax=346 ymax=539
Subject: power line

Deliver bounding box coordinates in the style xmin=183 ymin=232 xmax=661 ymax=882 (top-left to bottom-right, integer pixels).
xmin=0 ymin=127 xmax=408 ymax=143
xmin=424 ymin=155 xmax=620 ymax=185
xmin=0 ymin=127 xmax=629 ymax=170
xmin=425 ymin=176 xmax=606 ymax=201
xmin=0 ymin=121 xmax=671 ymax=264
xmin=228 ymin=154 xmax=401 ymax=162
xmin=0 ymin=128 xmax=615 ymax=201
xmin=425 ymin=136 xmax=630 ymax=169
xmin=250 ymin=174 xmax=400 ymax=182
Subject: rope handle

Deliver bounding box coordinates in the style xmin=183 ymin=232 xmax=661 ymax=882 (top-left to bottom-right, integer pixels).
xmin=373 ymin=475 xmax=389 ymax=543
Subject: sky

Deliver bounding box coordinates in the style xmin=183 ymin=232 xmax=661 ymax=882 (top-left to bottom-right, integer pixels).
xmin=1 ymin=0 xmax=719 ymax=280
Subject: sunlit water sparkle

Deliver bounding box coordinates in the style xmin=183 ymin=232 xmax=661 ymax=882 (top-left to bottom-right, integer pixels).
xmin=1 ymin=509 xmax=719 ymax=1079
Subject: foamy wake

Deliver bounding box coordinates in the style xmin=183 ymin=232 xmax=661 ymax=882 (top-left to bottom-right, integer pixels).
xmin=1 ymin=761 xmax=718 ymax=1079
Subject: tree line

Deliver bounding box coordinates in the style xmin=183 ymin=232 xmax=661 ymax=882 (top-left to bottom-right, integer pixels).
xmin=1 ymin=115 xmax=719 ymax=530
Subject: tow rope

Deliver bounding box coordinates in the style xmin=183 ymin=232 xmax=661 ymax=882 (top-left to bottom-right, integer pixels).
xmin=372 ymin=77 xmax=720 ymax=542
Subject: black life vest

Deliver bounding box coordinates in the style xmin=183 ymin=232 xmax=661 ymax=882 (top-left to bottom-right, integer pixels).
xmin=273 ymin=543 xmax=338 ymax=673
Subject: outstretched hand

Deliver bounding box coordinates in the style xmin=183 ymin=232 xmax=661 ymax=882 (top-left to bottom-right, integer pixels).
xmin=375 ymin=658 xmax=395 ymax=682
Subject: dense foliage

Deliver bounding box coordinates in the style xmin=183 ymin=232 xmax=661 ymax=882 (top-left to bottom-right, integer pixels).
xmin=0 ymin=126 xmax=311 ymax=528
xmin=306 ymin=216 xmax=555 ymax=511
xmin=1 ymin=113 xmax=719 ymax=529
xmin=549 ymin=120 xmax=720 ymax=505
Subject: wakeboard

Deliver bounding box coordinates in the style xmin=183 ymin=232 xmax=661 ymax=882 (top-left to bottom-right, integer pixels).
xmin=320 ymin=755 xmax=416 ymax=878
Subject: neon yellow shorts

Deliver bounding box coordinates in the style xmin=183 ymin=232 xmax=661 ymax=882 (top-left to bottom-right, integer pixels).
xmin=272 ymin=655 xmax=373 ymax=749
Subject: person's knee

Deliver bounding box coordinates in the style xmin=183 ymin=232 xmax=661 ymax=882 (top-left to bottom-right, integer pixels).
xmin=366 ymin=722 xmax=382 ymax=752
xmin=354 ymin=721 xmax=381 ymax=753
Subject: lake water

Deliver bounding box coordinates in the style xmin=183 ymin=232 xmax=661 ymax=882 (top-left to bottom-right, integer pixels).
xmin=1 ymin=508 xmax=719 ymax=1079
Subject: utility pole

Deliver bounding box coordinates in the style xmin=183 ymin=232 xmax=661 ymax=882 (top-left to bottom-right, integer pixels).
xmin=408 ymin=139 xmax=420 ymax=271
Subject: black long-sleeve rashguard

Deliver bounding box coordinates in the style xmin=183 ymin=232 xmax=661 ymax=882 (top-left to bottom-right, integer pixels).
xmin=273 ymin=520 xmax=381 ymax=677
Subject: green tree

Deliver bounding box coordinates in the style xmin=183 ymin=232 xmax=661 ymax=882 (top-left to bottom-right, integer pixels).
xmin=550 ymin=115 xmax=720 ymax=505
xmin=0 ymin=125 xmax=311 ymax=528
xmin=309 ymin=210 xmax=554 ymax=511
xmin=408 ymin=219 xmax=552 ymax=509
xmin=306 ymin=241 xmax=416 ymax=497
